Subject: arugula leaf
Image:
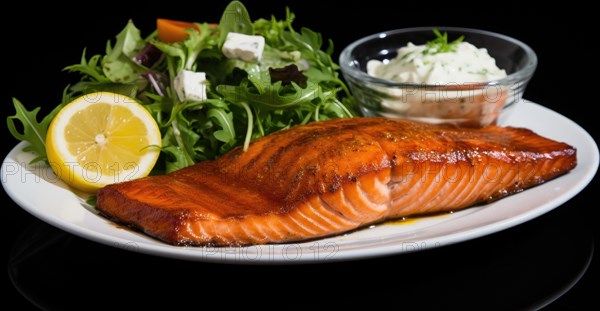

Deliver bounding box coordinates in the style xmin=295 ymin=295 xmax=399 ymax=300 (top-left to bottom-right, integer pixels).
xmin=102 ymin=20 xmax=146 ymax=83
xmin=218 ymin=0 xmax=254 ymax=46
xmin=152 ymin=23 xmax=214 ymax=72
xmin=184 ymin=23 xmax=215 ymax=70
xmin=161 ymin=145 xmax=193 ymax=173
xmin=151 ymin=40 xmax=186 ymax=60
xmin=85 ymin=196 xmax=97 ymax=207
xmin=6 ymin=98 xmax=63 ymax=163
xmin=65 ymin=49 xmax=145 ymax=98
xmin=207 ymin=108 xmax=236 ymax=143
xmin=217 ymin=78 xmax=319 ymax=111
xmin=265 ymin=11 xmax=349 ymax=97
xmin=63 ymin=49 xmax=110 ymax=82
xmin=106 ymin=20 xmax=145 ymax=61
xmin=161 ymin=117 xmax=199 ymax=172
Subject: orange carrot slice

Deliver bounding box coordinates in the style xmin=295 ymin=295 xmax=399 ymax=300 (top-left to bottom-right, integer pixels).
xmin=157 ymin=19 xmax=200 ymax=43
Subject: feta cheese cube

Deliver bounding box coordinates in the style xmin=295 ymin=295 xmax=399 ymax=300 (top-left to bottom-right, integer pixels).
xmin=222 ymin=32 xmax=265 ymax=62
xmin=174 ymin=70 xmax=207 ymax=102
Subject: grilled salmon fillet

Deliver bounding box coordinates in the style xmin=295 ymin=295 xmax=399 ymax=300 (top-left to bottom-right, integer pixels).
xmin=96 ymin=118 xmax=577 ymax=246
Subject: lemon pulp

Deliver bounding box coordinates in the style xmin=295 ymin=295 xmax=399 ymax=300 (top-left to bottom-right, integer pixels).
xmin=46 ymin=92 xmax=161 ymax=193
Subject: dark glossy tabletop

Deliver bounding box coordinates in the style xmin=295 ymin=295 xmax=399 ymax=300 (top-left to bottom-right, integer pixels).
xmin=2 ymin=2 xmax=598 ymax=309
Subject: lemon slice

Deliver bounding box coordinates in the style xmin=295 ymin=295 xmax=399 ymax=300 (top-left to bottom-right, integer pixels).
xmin=46 ymin=92 xmax=161 ymax=193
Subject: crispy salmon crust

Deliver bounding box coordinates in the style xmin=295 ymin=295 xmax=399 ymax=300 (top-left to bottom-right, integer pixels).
xmin=96 ymin=118 xmax=576 ymax=246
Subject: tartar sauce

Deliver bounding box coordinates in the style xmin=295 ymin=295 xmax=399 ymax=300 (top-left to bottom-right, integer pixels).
xmin=367 ymin=42 xmax=506 ymax=84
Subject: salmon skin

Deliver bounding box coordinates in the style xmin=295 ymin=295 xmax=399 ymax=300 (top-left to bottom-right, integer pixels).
xmin=96 ymin=118 xmax=577 ymax=246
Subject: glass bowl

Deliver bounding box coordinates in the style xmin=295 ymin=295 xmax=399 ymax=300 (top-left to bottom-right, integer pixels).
xmin=339 ymin=27 xmax=537 ymax=127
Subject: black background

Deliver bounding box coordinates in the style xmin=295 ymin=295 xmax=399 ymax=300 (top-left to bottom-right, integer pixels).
xmin=2 ymin=1 xmax=598 ymax=309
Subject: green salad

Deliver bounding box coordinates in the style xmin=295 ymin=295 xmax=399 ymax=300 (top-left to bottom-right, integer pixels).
xmin=7 ymin=1 xmax=355 ymax=173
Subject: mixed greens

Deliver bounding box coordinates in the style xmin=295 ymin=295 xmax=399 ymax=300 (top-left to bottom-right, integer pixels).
xmin=7 ymin=1 xmax=355 ymax=173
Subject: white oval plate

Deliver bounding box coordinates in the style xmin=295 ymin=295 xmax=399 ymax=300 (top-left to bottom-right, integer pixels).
xmin=2 ymin=101 xmax=598 ymax=264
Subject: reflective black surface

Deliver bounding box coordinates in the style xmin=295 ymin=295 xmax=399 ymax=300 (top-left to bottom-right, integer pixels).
xmin=6 ymin=205 xmax=595 ymax=309
xmin=2 ymin=2 xmax=598 ymax=309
